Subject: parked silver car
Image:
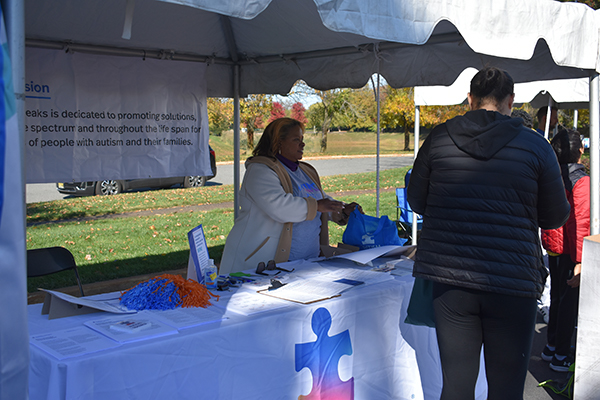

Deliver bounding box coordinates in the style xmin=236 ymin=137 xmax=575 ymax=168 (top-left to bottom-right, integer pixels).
xmin=56 ymin=147 xmax=217 ymax=196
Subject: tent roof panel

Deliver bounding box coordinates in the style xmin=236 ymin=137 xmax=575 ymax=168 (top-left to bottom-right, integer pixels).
xmin=25 ymin=0 xmax=600 ymax=97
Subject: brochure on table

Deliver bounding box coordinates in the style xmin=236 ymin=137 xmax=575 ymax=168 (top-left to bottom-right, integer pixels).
xmin=187 ymin=224 xmax=210 ymax=283
xmin=329 ymin=244 xmax=415 ymax=265
xmin=40 ymin=289 xmax=136 ymax=320
xmin=30 ymin=326 xmax=121 ymax=360
xmin=149 ymin=308 xmax=228 ymax=330
xmin=239 ymin=248 xmax=403 ymax=304
xmin=256 ymin=266 xmax=394 ymax=304
xmin=84 ymin=315 xmax=179 ymax=343
xmin=211 ymin=291 xmax=292 ymax=316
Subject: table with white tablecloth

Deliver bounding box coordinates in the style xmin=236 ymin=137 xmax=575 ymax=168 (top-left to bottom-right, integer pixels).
xmin=28 ymin=257 xmax=487 ymax=400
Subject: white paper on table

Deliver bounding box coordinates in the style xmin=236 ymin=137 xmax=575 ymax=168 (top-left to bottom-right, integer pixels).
xmin=330 ymin=245 xmax=414 ymax=265
xmin=30 ymin=326 xmax=121 ymax=360
xmin=259 ymin=276 xmax=354 ymax=304
xmin=40 ymin=289 xmax=135 ymax=314
xmin=241 ymin=273 xmax=295 ymax=292
xmin=212 ymin=291 xmax=291 ymax=316
xmin=84 ymin=315 xmax=178 ymax=343
xmin=148 ymin=307 xmax=228 ymax=330
xmin=387 ymin=257 xmax=415 ymax=272
xmin=287 ymin=261 xmax=335 ymax=278
xmin=324 ymin=268 xmax=394 ymax=286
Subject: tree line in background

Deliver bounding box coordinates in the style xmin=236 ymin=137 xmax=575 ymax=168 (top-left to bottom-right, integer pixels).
xmin=207 ymin=80 xmax=590 ymax=153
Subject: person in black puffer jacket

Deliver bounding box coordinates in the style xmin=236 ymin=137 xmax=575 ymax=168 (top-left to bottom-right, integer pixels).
xmin=407 ymin=66 xmax=570 ymax=400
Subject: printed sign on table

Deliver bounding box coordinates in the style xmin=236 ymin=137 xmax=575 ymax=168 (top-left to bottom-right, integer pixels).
xmin=187 ymin=224 xmax=210 ymax=283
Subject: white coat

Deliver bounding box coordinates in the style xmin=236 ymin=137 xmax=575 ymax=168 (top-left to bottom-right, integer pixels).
xmin=219 ymin=156 xmax=334 ymax=275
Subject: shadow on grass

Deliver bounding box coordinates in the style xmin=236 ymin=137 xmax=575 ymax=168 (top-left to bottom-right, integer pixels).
xmin=27 ymin=245 xmax=225 ymax=293
xmin=26 ymin=203 xmax=121 ymax=224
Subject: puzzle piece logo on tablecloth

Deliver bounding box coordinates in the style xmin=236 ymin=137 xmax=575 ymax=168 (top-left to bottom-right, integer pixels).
xmin=295 ymin=307 xmax=354 ymax=400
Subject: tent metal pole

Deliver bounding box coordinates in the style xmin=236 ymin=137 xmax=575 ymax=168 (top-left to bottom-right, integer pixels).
xmin=1 ymin=0 xmax=28 ymax=396
xmin=544 ymin=99 xmax=551 ymax=140
xmin=574 ymin=109 xmax=578 ymax=129
xmin=2 ymin=0 xmax=24 ymax=191
xmin=233 ymin=65 xmax=240 ymax=219
xmin=26 ymin=39 xmax=233 ymax=65
xmin=376 ymin=73 xmax=380 ymax=218
xmin=412 ymin=105 xmax=420 ymax=245
xmin=589 ymin=73 xmax=599 ymax=235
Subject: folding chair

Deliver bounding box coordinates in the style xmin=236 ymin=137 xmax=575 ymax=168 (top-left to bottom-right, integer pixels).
xmin=396 ymin=188 xmax=423 ymax=237
xmin=27 ymin=246 xmax=85 ymax=296
xmin=396 ymin=170 xmax=423 ymax=241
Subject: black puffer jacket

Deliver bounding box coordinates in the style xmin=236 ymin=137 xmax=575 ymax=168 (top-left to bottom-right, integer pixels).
xmin=407 ymin=109 xmax=570 ymax=299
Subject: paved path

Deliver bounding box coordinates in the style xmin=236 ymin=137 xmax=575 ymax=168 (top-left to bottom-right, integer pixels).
xmin=26 ymin=154 xmax=413 ymax=203
xmin=27 ymin=187 xmax=396 ymax=227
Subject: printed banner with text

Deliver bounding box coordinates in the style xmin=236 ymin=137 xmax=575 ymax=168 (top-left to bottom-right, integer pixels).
xmin=25 ymin=48 xmax=211 ymax=183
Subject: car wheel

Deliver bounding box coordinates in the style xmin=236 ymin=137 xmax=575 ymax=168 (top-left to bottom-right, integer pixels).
xmin=184 ymin=176 xmax=207 ymax=188
xmin=95 ymin=180 xmax=122 ymax=195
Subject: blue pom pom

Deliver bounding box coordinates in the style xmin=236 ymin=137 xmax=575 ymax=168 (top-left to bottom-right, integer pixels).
xmin=120 ymin=278 xmax=182 ymax=311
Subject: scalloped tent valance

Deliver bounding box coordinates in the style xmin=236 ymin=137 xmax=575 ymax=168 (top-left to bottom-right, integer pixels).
xmin=415 ymin=67 xmax=591 ymax=109
xmin=25 ymin=0 xmax=600 ymax=97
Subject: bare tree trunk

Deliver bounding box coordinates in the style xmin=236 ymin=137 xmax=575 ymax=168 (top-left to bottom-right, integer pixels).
xmin=247 ymin=127 xmax=255 ymax=151
xmin=320 ymin=130 xmax=328 ymax=152
xmin=321 ymin=118 xmax=331 ymax=152
xmin=404 ymin=123 xmax=410 ymax=151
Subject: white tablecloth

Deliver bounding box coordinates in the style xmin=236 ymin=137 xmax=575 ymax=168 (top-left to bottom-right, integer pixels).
xmin=28 ymin=260 xmax=486 ymax=400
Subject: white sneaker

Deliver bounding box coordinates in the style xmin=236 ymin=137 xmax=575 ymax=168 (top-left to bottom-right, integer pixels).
xmin=539 ymin=305 xmax=549 ymax=324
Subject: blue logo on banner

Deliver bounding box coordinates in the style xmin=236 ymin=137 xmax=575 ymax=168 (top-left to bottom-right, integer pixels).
xmin=25 ymin=80 xmax=51 ymax=99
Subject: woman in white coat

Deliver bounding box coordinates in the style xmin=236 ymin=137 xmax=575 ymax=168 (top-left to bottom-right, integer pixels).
xmin=219 ymin=118 xmax=360 ymax=275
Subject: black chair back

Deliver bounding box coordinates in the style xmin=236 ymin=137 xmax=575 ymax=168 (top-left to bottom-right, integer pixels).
xmin=27 ymin=247 xmax=85 ymax=296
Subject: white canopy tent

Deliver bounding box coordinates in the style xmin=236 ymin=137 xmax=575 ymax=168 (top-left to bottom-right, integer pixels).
xmin=415 ymin=66 xmax=591 ymax=110
xmin=2 ymin=0 xmax=600 ymax=397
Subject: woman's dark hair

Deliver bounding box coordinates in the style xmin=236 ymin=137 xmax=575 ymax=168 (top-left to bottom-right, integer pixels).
xmin=253 ymin=117 xmax=304 ymax=158
xmin=511 ymin=109 xmax=533 ymax=129
xmin=469 ymin=66 xmax=514 ymax=109
xmin=551 ymin=128 xmax=583 ymax=164
xmin=537 ymin=106 xmax=558 ymax=122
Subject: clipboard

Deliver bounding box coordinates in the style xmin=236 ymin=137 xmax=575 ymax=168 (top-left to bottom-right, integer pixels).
xmin=257 ymin=288 xmax=341 ymax=305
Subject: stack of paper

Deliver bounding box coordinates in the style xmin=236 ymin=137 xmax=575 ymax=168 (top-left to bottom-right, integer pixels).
xmin=212 ymin=291 xmax=291 ymax=316
xmin=149 ymin=308 xmax=227 ymax=330
xmin=84 ymin=315 xmax=178 ymax=343
xmin=30 ymin=326 xmax=121 ymax=360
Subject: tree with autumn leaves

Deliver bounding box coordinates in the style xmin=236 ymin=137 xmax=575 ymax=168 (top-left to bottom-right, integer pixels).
xmin=380 ymin=86 xmax=468 ymax=150
xmin=207 ymin=97 xmax=233 ymax=136
xmin=291 ymin=102 xmax=308 ymax=125
xmin=240 ymin=94 xmax=270 ymax=151
xmin=210 ymin=82 xmax=470 ymax=153
xmin=220 ymin=96 xmax=311 ymax=151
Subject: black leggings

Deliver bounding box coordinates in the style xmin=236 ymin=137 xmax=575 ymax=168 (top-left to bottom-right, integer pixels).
xmin=432 ymin=282 xmax=537 ymax=400
xmin=547 ymin=254 xmax=579 ymax=356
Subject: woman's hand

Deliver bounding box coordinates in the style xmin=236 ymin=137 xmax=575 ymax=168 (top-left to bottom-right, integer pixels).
xmin=567 ymin=263 xmax=581 ymax=288
xmin=342 ymin=202 xmax=363 ymax=215
xmin=330 ymin=201 xmax=363 ymax=225
xmin=317 ymin=199 xmax=344 ymax=213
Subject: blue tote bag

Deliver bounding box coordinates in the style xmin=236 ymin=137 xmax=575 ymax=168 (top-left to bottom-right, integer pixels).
xmin=342 ymin=209 xmax=407 ymax=249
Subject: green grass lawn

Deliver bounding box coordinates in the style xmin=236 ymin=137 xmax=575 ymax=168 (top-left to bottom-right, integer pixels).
xmin=211 ymin=130 xmax=420 ymax=161
xmin=27 ymin=166 xmax=411 ymax=292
